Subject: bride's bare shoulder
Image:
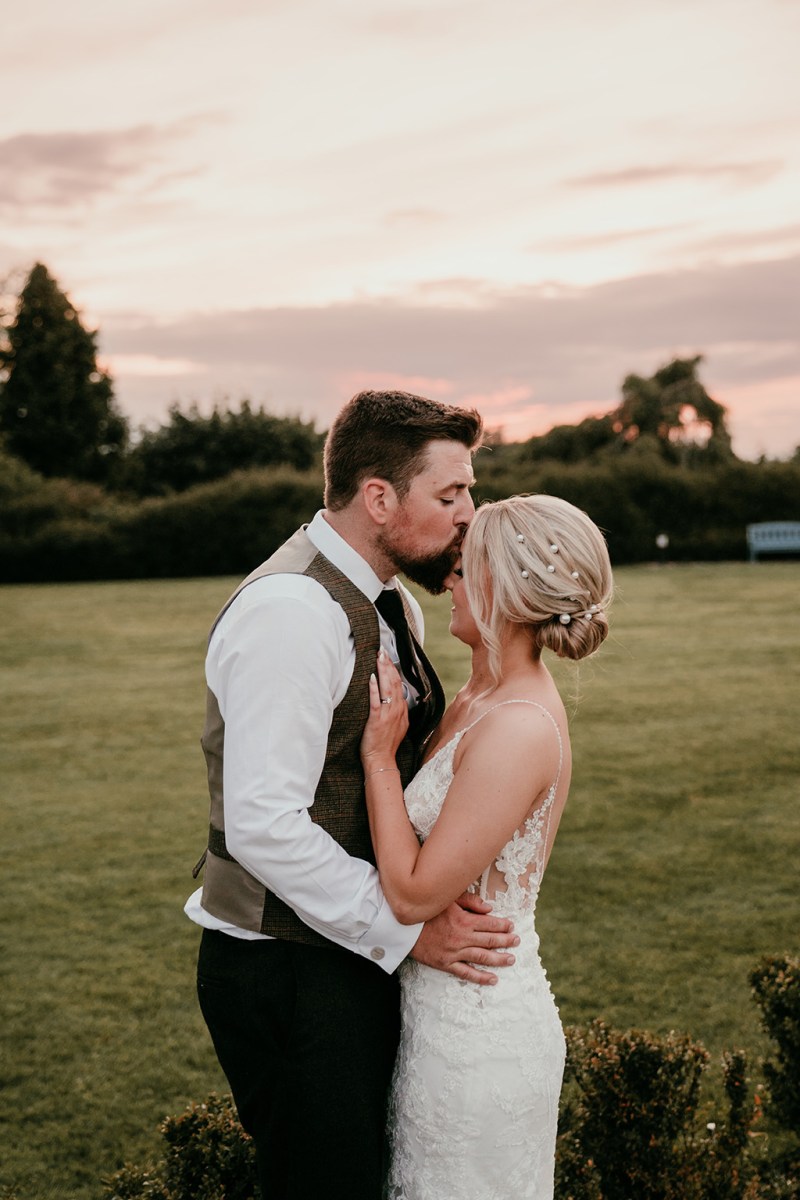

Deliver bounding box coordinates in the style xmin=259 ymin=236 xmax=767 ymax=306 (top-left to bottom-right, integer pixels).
xmin=477 ymin=696 xmax=563 ymax=737
xmin=456 ymin=694 xmax=567 ymax=773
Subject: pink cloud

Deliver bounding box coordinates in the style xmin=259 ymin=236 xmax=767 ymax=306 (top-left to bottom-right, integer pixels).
xmin=713 ymin=374 xmax=800 ymax=459
xmin=100 ymin=353 xmax=207 ymax=378
xmin=102 ymin=253 xmax=800 ymax=458
xmin=566 ymin=160 xmax=783 ymax=189
xmin=336 ymin=371 xmax=456 ymax=399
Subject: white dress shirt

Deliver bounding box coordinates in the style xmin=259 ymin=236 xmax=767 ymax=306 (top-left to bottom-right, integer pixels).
xmin=184 ymin=510 xmax=425 ymax=972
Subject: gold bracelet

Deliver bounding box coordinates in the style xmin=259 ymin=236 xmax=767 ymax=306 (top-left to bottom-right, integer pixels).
xmin=366 ymin=767 xmax=400 ymax=779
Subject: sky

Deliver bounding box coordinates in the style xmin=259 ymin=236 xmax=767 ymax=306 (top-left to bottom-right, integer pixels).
xmin=2 ymin=0 xmax=799 ymax=458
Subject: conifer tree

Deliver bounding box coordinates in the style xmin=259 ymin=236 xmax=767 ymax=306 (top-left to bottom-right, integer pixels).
xmin=0 ymin=263 xmax=128 ymax=479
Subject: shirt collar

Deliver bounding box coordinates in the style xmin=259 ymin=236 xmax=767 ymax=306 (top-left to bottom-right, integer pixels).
xmin=306 ymin=510 xmax=392 ymax=603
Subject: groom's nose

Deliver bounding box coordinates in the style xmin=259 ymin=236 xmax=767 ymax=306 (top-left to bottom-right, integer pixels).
xmin=453 ymin=489 xmax=475 ymax=526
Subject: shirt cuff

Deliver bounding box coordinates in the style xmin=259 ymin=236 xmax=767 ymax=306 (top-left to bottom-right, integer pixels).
xmin=356 ymin=894 xmax=422 ymax=974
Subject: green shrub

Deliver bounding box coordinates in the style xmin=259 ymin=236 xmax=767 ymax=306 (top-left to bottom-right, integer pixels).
xmin=0 ymin=465 xmax=323 ymax=582
xmin=473 ymin=453 xmax=800 ymax=565
xmin=115 ymin=402 xmax=323 ymax=497
xmin=104 ymin=1004 xmax=800 ymax=1200
xmin=750 ymin=956 xmax=800 ymax=1137
xmin=102 ymin=1094 xmax=259 ymax=1200
xmin=3 ymin=429 xmax=800 ymax=580
xmin=0 ymin=444 xmax=110 ymax=539
xmin=556 ymin=1021 xmax=759 ymax=1200
xmin=116 ymin=466 xmax=323 ymax=578
xmin=755 ymin=1158 xmax=800 ymax=1200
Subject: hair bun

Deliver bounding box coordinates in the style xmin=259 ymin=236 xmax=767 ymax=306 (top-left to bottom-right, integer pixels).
xmin=539 ymin=609 xmax=609 ymax=661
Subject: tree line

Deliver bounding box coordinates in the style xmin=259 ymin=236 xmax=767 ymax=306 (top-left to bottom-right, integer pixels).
xmin=1 ymin=263 xmax=798 ymax=582
xmin=0 ymin=264 xmax=323 ymax=494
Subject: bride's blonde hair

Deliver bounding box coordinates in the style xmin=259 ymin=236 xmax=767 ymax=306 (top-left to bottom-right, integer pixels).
xmin=462 ymin=494 xmax=613 ymax=685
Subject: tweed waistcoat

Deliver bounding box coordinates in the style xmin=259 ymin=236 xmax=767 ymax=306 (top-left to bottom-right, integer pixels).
xmin=195 ymin=525 xmax=445 ymax=947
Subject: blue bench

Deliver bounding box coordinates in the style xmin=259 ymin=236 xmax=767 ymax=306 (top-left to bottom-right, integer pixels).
xmin=746 ymin=521 xmax=800 ymax=562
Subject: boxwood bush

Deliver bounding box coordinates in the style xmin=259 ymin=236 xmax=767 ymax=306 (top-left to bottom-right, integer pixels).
xmin=750 ymin=956 xmax=800 ymax=1137
xmin=102 ymin=1095 xmax=258 ymax=1200
xmin=555 ymin=1023 xmax=758 ymax=1199
xmin=102 ymin=953 xmax=800 ymax=1198
xmin=102 ymin=993 xmax=793 ymax=1200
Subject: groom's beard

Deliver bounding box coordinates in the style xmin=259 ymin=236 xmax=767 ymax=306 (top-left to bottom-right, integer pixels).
xmin=379 ymin=530 xmax=466 ymax=595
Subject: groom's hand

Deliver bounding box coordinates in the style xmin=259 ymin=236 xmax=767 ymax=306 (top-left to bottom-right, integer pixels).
xmin=409 ymin=892 xmax=519 ymax=985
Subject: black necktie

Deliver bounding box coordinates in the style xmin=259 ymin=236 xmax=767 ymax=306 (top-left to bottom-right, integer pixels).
xmin=375 ymin=588 xmax=424 ymax=695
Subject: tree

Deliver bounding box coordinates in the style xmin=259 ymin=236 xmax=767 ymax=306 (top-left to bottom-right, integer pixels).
xmin=613 ymin=356 xmax=733 ymax=462
xmin=0 ymin=263 xmax=128 ymax=480
xmin=116 ymin=400 xmax=323 ymax=496
xmin=522 ymin=356 xmax=734 ymax=466
xmin=526 ymin=414 xmax=618 ymax=463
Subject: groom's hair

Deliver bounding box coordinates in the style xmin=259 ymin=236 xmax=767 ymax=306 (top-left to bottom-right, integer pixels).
xmin=324 ymin=389 xmax=483 ymax=511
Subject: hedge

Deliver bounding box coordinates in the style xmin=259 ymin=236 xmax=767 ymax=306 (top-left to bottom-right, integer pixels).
xmin=3 ymin=451 xmax=800 ymax=582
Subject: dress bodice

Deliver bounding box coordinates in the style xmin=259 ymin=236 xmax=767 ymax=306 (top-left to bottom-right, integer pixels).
xmin=403 ymin=700 xmax=563 ymax=922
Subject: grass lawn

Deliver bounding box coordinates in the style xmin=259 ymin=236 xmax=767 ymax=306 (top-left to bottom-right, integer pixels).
xmin=1 ymin=562 xmax=798 ymax=1198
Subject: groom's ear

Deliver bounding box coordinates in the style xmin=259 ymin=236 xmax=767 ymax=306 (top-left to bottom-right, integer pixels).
xmin=362 ymin=477 xmax=398 ymax=526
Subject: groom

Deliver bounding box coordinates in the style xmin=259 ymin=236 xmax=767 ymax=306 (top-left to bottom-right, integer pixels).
xmin=186 ymin=389 xmax=518 ymax=1199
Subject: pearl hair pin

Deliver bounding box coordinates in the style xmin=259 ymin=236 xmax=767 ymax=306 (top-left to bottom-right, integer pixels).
xmin=554 ymin=604 xmax=604 ymax=624
xmin=555 ymin=608 xmax=601 ymax=624
xmin=516 ymin=533 xmax=525 ymax=542
xmin=550 ymin=543 xmax=559 ymax=553
xmin=546 ymin=564 xmax=556 ymax=573
xmin=571 ymin=571 xmax=580 ymax=579
xmin=521 ymin=570 xmax=529 ymax=579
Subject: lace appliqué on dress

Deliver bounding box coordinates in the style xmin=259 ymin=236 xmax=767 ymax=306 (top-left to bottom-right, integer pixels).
xmin=387 ymin=701 xmax=567 ymax=1200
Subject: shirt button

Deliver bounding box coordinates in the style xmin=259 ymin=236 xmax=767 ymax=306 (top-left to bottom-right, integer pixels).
xmin=371 ymin=946 xmax=385 ymax=961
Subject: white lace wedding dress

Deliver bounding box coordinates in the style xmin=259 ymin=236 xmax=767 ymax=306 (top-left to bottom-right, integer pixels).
xmin=386 ymin=701 xmax=567 ymax=1200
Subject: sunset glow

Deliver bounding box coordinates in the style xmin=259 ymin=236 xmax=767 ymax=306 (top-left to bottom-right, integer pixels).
xmin=2 ymin=0 xmax=798 ymax=457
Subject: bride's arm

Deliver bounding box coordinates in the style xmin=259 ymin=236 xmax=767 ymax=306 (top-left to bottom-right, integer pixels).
xmin=361 ymin=652 xmax=563 ymax=925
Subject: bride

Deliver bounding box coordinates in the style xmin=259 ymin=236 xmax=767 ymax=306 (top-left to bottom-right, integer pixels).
xmin=360 ymin=493 xmax=613 ymax=1200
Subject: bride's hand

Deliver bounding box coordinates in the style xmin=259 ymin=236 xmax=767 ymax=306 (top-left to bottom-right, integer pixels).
xmin=360 ymin=649 xmax=409 ymax=770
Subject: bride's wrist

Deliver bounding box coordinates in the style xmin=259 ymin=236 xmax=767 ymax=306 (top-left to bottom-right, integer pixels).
xmin=362 ymin=751 xmax=399 ymax=776
xmin=365 ymin=764 xmax=401 ymax=780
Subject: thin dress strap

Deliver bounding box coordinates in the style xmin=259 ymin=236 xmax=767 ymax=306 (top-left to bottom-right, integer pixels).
xmin=459 ymin=700 xmax=564 ymax=787
xmin=459 ymin=700 xmax=564 ymax=903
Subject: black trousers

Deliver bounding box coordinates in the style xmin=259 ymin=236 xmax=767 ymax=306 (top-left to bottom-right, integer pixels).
xmin=197 ymin=929 xmax=401 ymax=1200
